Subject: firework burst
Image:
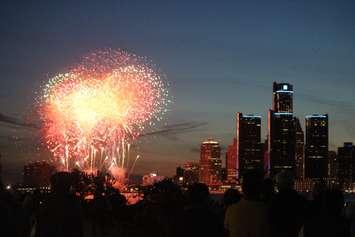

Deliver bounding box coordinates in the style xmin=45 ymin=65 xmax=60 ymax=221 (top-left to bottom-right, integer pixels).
xmin=37 ymin=49 xmax=169 ymax=174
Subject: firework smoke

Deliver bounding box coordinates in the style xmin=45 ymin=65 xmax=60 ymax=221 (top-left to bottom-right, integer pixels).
xmin=37 ymin=49 xmax=169 ymax=175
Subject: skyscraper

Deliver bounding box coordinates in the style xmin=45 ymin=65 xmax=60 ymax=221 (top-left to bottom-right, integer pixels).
xmin=236 ymin=113 xmax=262 ymax=179
xmin=328 ymin=151 xmax=337 ymax=178
xmin=272 ymin=82 xmax=293 ymax=113
xmin=294 ymin=117 xmax=305 ymax=179
xmin=268 ymin=82 xmax=296 ymax=176
xmin=226 ymin=139 xmax=237 ymax=183
xmin=199 ymin=138 xmax=222 ymax=185
xmin=183 ymin=162 xmax=199 ymax=185
xmin=305 ymin=114 xmax=329 ymax=179
xmin=337 ymin=143 xmax=355 ymax=185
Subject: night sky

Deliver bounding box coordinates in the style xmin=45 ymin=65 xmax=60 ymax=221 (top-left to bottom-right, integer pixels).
xmin=1 ymin=0 xmax=355 ymax=183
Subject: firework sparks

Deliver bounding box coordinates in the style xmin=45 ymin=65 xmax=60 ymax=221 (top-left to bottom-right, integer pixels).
xmin=38 ymin=49 xmax=169 ymax=174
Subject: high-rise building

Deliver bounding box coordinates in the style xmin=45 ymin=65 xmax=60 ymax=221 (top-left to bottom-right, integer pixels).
xmin=328 ymin=151 xmax=337 ymax=178
xmin=23 ymin=161 xmax=56 ymax=187
xmin=272 ymin=82 xmax=293 ymax=113
xmin=226 ymin=139 xmax=237 ymax=183
xmin=236 ymin=113 xmax=262 ymax=179
xmin=199 ymin=138 xmax=222 ymax=185
xmin=182 ymin=161 xmax=199 ymax=185
xmin=305 ymin=114 xmax=329 ymax=179
xmin=294 ymin=118 xmax=305 ymax=179
xmin=337 ymin=143 xmax=355 ymax=185
xmin=268 ymin=82 xmax=296 ymax=176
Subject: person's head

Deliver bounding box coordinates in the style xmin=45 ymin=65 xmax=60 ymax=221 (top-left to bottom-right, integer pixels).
xmin=260 ymin=178 xmax=275 ymax=201
xmin=50 ymin=172 xmax=72 ymax=194
xmin=275 ymin=170 xmax=294 ymax=191
xmin=241 ymin=170 xmax=263 ymax=200
xmin=223 ymin=188 xmax=241 ymax=207
xmin=187 ymin=182 xmax=209 ymax=205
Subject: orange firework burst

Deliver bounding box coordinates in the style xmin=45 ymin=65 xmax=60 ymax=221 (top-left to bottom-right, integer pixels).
xmin=38 ymin=49 xmax=169 ymax=172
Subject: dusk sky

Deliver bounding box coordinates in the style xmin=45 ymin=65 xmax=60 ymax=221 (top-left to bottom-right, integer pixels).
xmin=1 ymin=0 xmax=355 ymax=182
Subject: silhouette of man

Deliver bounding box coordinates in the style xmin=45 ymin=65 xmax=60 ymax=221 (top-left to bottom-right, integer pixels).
xmin=270 ymin=171 xmax=307 ymax=237
xmin=38 ymin=172 xmax=83 ymax=237
xmin=303 ymin=189 xmax=350 ymax=237
xmin=184 ymin=183 xmax=224 ymax=237
xmin=225 ymin=170 xmax=270 ymax=237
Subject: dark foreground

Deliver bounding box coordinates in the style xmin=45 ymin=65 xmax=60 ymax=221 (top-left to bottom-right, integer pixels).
xmin=1 ymin=171 xmax=354 ymax=237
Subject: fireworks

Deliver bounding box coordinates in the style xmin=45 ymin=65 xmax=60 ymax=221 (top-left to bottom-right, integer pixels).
xmin=38 ymin=49 xmax=169 ymax=174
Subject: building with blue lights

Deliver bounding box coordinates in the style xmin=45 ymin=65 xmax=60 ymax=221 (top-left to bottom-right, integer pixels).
xmin=272 ymin=82 xmax=293 ymax=113
xmin=305 ymin=114 xmax=329 ymax=179
xmin=268 ymin=82 xmax=296 ymax=176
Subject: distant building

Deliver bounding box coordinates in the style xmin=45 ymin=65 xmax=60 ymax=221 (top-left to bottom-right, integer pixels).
xmin=305 ymin=114 xmax=329 ymax=179
xmin=182 ymin=162 xmax=199 ymax=185
xmin=226 ymin=139 xmax=237 ymax=183
xmin=267 ymin=82 xmax=296 ymax=176
xmin=294 ymin=118 xmax=305 ymax=179
xmin=23 ymin=161 xmax=56 ymax=187
xmin=328 ymin=151 xmax=337 ymax=179
xmin=236 ymin=113 xmax=262 ymax=179
xmin=268 ymin=111 xmax=296 ymax=176
xmin=199 ymin=138 xmax=222 ymax=185
xmin=337 ymin=143 xmax=355 ymax=186
xmin=272 ymin=82 xmax=293 ymax=113
xmin=142 ymin=173 xmax=164 ymax=186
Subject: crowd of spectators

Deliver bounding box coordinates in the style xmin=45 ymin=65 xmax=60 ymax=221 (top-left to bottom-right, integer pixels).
xmin=0 ymin=170 xmax=353 ymax=237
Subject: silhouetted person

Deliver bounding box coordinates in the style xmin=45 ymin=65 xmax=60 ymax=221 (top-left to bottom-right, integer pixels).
xmin=183 ymin=183 xmax=224 ymax=237
xmin=223 ymin=188 xmax=241 ymax=212
xmin=0 ymin=182 xmax=22 ymax=237
xmin=260 ymin=178 xmax=275 ymax=204
xmin=270 ymin=171 xmax=307 ymax=237
xmin=307 ymin=181 xmax=327 ymax=219
xmin=38 ymin=172 xmax=83 ymax=237
xmin=225 ymin=170 xmax=270 ymax=237
xmin=303 ymin=189 xmax=350 ymax=237
xmin=90 ymin=176 xmax=110 ymax=237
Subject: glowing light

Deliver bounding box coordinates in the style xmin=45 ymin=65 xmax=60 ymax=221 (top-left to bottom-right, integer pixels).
xmin=37 ymin=49 xmax=169 ymax=175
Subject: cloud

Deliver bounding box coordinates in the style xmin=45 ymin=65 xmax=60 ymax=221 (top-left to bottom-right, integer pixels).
xmin=140 ymin=121 xmax=208 ymax=140
xmin=0 ymin=112 xmax=40 ymax=129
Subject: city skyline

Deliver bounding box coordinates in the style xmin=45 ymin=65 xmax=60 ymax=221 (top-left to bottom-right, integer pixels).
xmin=1 ymin=0 xmax=355 ymax=182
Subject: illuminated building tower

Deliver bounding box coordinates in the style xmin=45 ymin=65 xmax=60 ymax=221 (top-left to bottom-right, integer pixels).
xmin=23 ymin=161 xmax=56 ymax=187
xmin=305 ymin=114 xmax=329 ymax=179
xmin=183 ymin=162 xmax=199 ymax=185
xmin=337 ymin=143 xmax=355 ymax=185
xmin=236 ymin=113 xmax=262 ymax=179
xmin=268 ymin=82 xmax=296 ymax=176
xmin=272 ymin=82 xmax=293 ymax=113
xmin=294 ymin=118 xmax=305 ymax=179
xmin=226 ymin=139 xmax=237 ymax=183
xmin=199 ymin=139 xmax=222 ymax=185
